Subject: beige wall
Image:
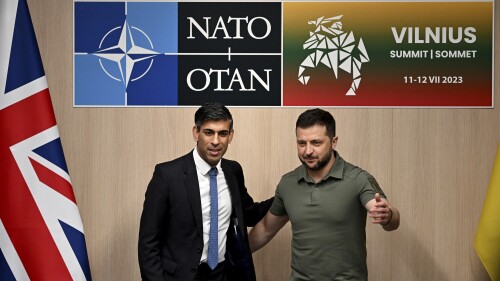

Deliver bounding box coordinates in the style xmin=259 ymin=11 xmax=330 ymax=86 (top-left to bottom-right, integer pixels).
xmin=28 ymin=0 xmax=498 ymax=280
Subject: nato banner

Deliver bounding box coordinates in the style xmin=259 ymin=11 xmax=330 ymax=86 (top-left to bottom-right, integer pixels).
xmin=74 ymin=2 xmax=281 ymax=106
xmin=74 ymin=1 xmax=493 ymax=107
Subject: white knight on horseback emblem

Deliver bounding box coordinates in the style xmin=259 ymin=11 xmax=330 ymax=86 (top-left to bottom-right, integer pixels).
xmin=298 ymin=15 xmax=370 ymax=96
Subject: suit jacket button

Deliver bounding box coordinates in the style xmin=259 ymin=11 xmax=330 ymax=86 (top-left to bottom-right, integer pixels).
xmin=197 ymin=248 xmax=202 ymax=253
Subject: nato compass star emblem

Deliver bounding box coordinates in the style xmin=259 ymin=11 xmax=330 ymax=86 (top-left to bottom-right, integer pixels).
xmin=94 ymin=20 xmax=158 ymax=87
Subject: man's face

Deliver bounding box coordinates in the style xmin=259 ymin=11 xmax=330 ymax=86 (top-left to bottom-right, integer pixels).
xmin=193 ymin=120 xmax=233 ymax=167
xmin=296 ymin=125 xmax=337 ymax=171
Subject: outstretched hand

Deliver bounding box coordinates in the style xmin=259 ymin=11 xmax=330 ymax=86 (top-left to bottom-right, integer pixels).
xmin=368 ymin=193 xmax=392 ymax=226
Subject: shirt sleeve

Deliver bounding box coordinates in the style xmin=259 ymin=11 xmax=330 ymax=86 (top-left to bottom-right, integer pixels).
xmin=358 ymin=170 xmax=386 ymax=206
xmin=269 ymin=184 xmax=288 ymax=216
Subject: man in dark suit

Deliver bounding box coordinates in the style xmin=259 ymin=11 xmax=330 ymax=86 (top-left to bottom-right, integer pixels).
xmin=138 ymin=102 xmax=272 ymax=281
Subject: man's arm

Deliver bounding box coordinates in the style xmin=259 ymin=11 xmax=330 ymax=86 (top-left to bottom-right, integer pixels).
xmin=138 ymin=165 xmax=168 ymax=281
xmin=365 ymin=193 xmax=400 ymax=231
xmin=248 ymin=211 xmax=289 ymax=252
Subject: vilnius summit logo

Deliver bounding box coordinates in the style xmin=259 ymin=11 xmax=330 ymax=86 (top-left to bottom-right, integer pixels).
xmin=298 ymin=15 xmax=370 ymax=96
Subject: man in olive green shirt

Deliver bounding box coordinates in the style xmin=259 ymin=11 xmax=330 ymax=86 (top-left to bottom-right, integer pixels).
xmin=249 ymin=108 xmax=400 ymax=281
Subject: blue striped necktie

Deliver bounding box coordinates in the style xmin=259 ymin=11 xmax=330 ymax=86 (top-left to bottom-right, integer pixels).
xmin=207 ymin=167 xmax=219 ymax=270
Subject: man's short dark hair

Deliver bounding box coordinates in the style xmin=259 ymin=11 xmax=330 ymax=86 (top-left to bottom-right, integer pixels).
xmin=296 ymin=108 xmax=336 ymax=138
xmin=194 ymin=102 xmax=233 ymax=131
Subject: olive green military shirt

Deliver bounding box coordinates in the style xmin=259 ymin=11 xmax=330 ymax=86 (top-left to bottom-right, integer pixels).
xmin=270 ymin=151 xmax=385 ymax=281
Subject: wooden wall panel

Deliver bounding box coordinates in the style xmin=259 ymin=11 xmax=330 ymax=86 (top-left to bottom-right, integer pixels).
xmin=27 ymin=0 xmax=498 ymax=280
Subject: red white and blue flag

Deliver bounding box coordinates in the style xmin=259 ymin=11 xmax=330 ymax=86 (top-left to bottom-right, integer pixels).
xmin=0 ymin=0 xmax=91 ymax=280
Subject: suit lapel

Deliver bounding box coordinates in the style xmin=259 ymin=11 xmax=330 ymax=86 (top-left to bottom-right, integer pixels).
xmin=222 ymin=160 xmax=242 ymax=219
xmin=183 ymin=152 xmax=203 ymax=237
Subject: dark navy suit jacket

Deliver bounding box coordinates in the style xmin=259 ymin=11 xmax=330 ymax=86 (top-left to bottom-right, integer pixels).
xmin=138 ymin=151 xmax=272 ymax=281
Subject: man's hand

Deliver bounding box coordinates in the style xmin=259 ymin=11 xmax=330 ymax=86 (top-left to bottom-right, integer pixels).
xmin=366 ymin=193 xmax=400 ymax=231
xmin=368 ymin=193 xmax=392 ymax=225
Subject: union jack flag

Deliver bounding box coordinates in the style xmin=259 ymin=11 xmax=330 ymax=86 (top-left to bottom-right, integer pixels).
xmin=0 ymin=0 xmax=91 ymax=280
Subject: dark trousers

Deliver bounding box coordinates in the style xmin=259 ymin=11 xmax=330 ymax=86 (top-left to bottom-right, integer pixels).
xmin=194 ymin=262 xmax=227 ymax=281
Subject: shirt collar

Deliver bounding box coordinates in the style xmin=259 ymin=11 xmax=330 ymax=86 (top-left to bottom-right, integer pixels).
xmin=193 ymin=148 xmax=222 ymax=176
xmin=297 ymin=150 xmax=344 ymax=183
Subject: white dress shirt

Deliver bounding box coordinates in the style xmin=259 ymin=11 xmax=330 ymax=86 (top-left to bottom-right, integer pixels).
xmin=193 ymin=149 xmax=232 ymax=264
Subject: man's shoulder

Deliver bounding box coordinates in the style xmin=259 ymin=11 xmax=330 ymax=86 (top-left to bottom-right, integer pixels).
xmin=341 ymin=158 xmax=366 ymax=178
xmin=278 ymin=165 xmax=302 ymax=184
xmin=155 ymin=152 xmax=193 ymax=171
xmin=221 ymin=158 xmax=243 ymax=174
xmin=340 ymin=158 xmax=377 ymax=185
xmin=221 ymin=157 xmax=240 ymax=166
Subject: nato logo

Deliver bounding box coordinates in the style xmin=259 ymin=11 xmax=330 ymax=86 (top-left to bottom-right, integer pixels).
xmin=74 ymin=2 xmax=178 ymax=106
